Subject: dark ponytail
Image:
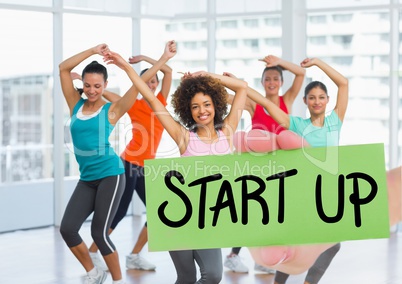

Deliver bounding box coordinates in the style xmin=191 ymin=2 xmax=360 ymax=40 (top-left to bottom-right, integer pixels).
xmin=81 ymin=61 xmax=108 ymax=81
xmin=76 ymin=61 xmax=107 ymax=96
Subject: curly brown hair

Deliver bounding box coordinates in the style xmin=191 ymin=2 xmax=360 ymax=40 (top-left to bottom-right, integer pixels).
xmin=171 ymin=75 xmax=228 ymax=131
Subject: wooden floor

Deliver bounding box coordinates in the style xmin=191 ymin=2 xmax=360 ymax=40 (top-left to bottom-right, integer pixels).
xmin=2 ymin=214 xmax=402 ymax=284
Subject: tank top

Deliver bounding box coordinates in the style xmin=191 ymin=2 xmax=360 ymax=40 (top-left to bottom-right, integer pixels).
xmin=181 ymin=130 xmax=231 ymax=157
xmin=121 ymin=92 xmax=167 ymax=167
xmin=70 ymin=98 xmax=124 ymax=181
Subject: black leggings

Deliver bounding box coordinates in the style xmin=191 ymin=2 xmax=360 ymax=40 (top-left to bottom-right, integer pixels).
xmin=231 ymin=247 xmax=242 ymax=255
xmin=110 ymin=160 xmax=146 ymax=229
xmin=169 ymin=249 xmax=223 ymax=284
xmin=60 ymin=174 xmax=125 ymax=255
xmin=275 ymin=243 xmax=341 ymax=284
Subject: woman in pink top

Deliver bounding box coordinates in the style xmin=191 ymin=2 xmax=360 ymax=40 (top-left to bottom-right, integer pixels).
xmin=130 ymin=67 xmax=248 ymax=283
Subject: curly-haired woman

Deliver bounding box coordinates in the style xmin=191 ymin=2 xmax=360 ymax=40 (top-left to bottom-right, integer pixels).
xmin=129 ymin=68 xmax=248 ymax=283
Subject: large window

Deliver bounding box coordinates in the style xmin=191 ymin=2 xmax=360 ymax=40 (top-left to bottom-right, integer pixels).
xmin=307 ymin=0 xmax=390 ymax=9
xmin=2 ymin=1 xmax=398 ymax=182
xmin=0 ymin=10 xmax=53 ymax=183
xmin=215 ymin=14 xmax=281 ymax=93
xmin=216 ymin=0 xmax=281 ymax=13
xmin=63 ymin=0 xmax=132 ymax=13
xmin=141 ymin=0 xmax=207 ymax=16
xmin=306 ymin=10 xmax=392 ymax=167
xmin=0 ymin=0 xmax=51 ymax=6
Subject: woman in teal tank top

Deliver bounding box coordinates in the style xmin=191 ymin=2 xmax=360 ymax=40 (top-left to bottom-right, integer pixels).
xmin=58 ymin=43 xmax=177 ymax=284
xmin=240 ymin=57 xmax=348 ymax=284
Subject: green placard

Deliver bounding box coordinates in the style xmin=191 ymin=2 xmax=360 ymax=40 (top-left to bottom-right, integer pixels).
xmin=144 ymin=143 xmax=389 ymax=252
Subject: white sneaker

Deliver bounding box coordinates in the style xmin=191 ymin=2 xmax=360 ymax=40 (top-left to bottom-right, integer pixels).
xmin=84 ymin=268 xmax=107 ymax=284
xmin=223 ymin=255 xmax=249 ymax=273
xmin=126 ymin=253 xmax=156 ymax=270
xmin=90 ymin=252 xmax=108 ymax=272
xmin=254 ymin=263 xmax=275 ymax=274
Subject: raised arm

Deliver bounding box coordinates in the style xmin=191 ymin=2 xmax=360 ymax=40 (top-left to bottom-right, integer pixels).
xmin=116 ymin=41 xmax=187 ymax=151
xmin=104 ymin=41 xmax=176 ymax=124
xmin=129 ymin=54 xmax=173 ymax=99
xmin=223 ymin=70 xmax=290 ymax=129
xmin=245 ymin=83 xmax=291 ymax=129
xmin=59 ymin=44 xmax=109 ymax=114
xmin=223 ymin=72 xmax=256 ymax=115
xmin=102 ymin=90 xmax=121 ymax=103
xmin=193 ymin=71 xmax=248 ymax=136
xmin=259 ymin=55 xmax=306 ymax=108
xmin=300 ymin=57 xmax=349 ymax=121
xmin=214 ymin=74 xmax=248 ymax=135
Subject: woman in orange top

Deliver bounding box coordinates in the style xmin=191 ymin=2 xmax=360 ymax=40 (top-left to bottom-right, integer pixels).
xmin=87 ymin=41 xmax=176 ymax=271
